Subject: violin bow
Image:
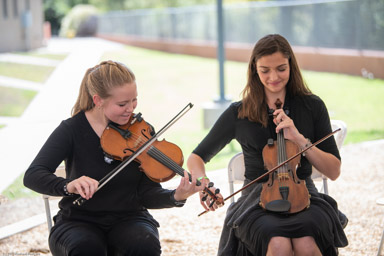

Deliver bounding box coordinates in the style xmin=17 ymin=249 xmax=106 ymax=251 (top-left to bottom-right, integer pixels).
xmin=197 ymin=128 xmax=341 ymax=217
xmin=73 ymin=103 xmax=194 ymax=206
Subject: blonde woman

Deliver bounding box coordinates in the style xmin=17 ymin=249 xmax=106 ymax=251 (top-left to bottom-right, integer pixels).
xmin=24 ymin=60 xmax=200 ymax=255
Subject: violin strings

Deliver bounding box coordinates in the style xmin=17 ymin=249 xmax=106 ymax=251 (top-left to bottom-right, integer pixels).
xmin=147 ymin=147 xmax=185 ymax=177
xmin=277 ymin=131 xmax=288 ymax=186
xmin=108 ymin=129 xmax=188 ymax=179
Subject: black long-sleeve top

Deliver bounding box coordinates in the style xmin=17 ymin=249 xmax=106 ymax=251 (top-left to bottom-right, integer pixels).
xmin=24 ymin=111 xmax=182 ymax=226
xmin=193 ymin=94 xmax=341 ymax=182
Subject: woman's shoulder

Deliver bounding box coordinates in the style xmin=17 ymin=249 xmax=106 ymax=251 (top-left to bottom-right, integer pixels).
xmin=62 ymin=111 xmax=86 ymax=125
xmin=294 ymin=94 xmax=326 ymax=108
xmin=228 ymin=101 xmax=242 ymax=112
xmin=222 ymin=101 xmax=242 ymax=118
xmin=56 ymin=111 xmax=87 ymax=134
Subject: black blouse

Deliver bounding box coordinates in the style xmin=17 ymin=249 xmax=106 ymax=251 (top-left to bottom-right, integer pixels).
xmin=193 ymin=94 xmax=340 ymax=181
xmin=24 ymin=111 xmax=182 ymax=226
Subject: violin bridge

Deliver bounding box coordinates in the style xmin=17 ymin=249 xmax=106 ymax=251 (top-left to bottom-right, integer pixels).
xmin=279 ymin=186 xmax=289 ymax=201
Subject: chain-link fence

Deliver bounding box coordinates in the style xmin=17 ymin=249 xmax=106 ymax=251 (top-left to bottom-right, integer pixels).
xmin=98 ymin=0 xmax=384 ymax=51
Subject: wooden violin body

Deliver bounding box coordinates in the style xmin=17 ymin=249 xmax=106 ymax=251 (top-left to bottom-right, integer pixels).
xmin=259 ymin=99 xmax=310 ymax=214
xmin=101 ymin=113 xmax=182 ymax=183
xmin=260 ymin=139 xmax=310 ymax=213
xmin=99 ymin=112 xmax=224 ymax=207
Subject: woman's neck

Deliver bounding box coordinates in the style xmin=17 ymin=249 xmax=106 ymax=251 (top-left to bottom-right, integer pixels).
xmin=85 ymin=108 xmax=109 ymax=137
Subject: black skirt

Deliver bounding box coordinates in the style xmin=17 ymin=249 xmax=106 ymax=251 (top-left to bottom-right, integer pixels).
xmin=218 ymin=178 xmax=348 ymax=256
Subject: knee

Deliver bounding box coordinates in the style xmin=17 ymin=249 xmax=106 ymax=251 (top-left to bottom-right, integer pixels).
xmin=70 ymin=243 xmax=107 ymax=256
xmin=49 ymin=230 xmax=107 ymax=256
xmin=292 ymin=237 xmax=322 ymax=256
xmin=114 ymin=237 xmax=161 ymax=255
xmin=267 ymin=237 xmax=293 ymax=256
xmin=50 ymin=239 xmax=107 ymax=256
xmin=110 ymin=228 xmax=161 ymax=256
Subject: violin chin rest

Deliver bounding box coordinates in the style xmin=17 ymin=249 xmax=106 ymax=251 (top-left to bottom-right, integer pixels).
xmin=265 ymin=200 xmax=291 ymax=213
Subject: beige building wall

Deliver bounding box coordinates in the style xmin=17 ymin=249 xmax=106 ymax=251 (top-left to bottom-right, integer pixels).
xmin=0 ymin=0 xmax=44 ymax=52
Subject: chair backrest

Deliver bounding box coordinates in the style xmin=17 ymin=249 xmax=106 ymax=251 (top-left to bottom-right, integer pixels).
xmin=311 ymin=120 xmax=347 ymax=181
xmin=227 ymin=119 xmax=347 ymax=202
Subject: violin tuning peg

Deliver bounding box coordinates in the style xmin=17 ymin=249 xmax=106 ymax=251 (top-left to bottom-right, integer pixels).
xmin=202 ymin=194 xmax=208 ymax=202
xmin=215 ymin=188 xmax=220 ymax=194
xmin=208 ymin=182 xmax=214 ymax=188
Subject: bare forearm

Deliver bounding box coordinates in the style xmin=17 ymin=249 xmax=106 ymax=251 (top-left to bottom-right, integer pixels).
xmin=187 ymin=153 xmax=206 ymax=177
xmin=296 ymin=136 xmax=341 ymax=180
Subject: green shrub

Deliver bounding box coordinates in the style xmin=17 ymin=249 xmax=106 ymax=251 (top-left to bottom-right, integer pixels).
xmin=59 ymin=4 xmax=99 ymax=38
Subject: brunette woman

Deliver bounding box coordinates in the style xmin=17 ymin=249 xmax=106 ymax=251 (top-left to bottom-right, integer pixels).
xmin=187 ymin=34 xmax=348 ymax=256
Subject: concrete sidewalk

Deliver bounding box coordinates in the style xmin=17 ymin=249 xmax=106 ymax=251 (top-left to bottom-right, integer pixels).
xmin=0 ymin=37 xmax=124 ymax=193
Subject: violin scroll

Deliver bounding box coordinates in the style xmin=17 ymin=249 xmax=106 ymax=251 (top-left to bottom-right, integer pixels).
xmin=201 ymin=182 xmax=224 ymax=208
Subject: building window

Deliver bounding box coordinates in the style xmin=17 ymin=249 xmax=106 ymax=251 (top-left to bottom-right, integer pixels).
xmin=2 ymin=0 xmax=8 ymax=19
xmin=13 ymin=0 xmax=18 ymax=17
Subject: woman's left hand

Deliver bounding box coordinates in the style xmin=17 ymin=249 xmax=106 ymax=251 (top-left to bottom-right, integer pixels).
xmin=173 ymin=171 xmax=204 ymax=201
xmin=273 ymin=109 xmax=302 ymax=142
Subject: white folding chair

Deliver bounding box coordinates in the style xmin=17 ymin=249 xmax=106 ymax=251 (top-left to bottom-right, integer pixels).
xmin=311 ymin=120 xmax=347 ymax=194
xmin=42 ymin=166 xmax=66 ymax=231
xmin=228 ymin=120 xmax=347 ymax=203
xmin=227 ymin=152 xmax=246 ymax=203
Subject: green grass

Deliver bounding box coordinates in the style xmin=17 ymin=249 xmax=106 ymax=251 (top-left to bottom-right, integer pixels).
xmin=303 ymin=71 xmax=384 ymax=139
xmin=0 ymin=62 xmax=56 ymax=83
xmin=13 ymin=51 xmax=68 ymax=61
xmin=2 ymin=174 xmax=39 ymax=200
xmin=0 ymin=87 xmax=37 ymax=116
xmin=2 ymin=45 xmax=383 ymax=200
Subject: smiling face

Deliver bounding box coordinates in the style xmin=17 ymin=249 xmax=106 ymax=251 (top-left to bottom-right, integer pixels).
xmin=98 ymin=82 xmax=138 ymax=125
xmin=256 ymin=51 xmax=290 ymax=99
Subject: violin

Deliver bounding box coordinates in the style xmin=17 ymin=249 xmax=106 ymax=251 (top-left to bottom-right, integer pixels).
xmin=73 ymin=103 xmax=224 ymax=207
xmin=259 ymin=99 xmax=310 ymax=213
xmin=101 ymin=113 xmax=183 ymax=183
xmin=101 ymin=113 xmax=223 ymax=206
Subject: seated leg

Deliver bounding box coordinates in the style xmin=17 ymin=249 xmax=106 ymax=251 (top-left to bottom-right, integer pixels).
xmin=266 ymin=236 xmax=293 ymax=256
xmin=49 ymin=221 xmax=108 ymax=256
xmin=292 ymin=236 xmax=322 ymax=256
xmin=107 ymin=219 xmax=161 ymax=256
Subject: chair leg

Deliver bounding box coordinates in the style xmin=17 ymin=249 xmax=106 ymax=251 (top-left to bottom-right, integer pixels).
xmin=378 ymin=229 xmax=384 ymax=256
xmin=43 ymin=196 xmax=52 ymax=232
xmin=322 ymin=177 xmax=329 ymax=195
xmin=229 ymin=181 xmax=234 ymax=203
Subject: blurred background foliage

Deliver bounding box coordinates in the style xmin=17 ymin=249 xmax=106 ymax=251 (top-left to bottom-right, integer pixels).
xmin=45 ymin=0 xmax=384 ymax=52
xmin=59 ymin=4 xmax=99 ymax=37
xmin=44 ymin=0 xmax=230 ymax=35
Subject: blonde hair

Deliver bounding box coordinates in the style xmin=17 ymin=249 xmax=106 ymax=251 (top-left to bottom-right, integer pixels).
xmin=238 ymin=34 xmax=311 ymax=127
xmin=71 ymin=60 xmax=135 ymax=116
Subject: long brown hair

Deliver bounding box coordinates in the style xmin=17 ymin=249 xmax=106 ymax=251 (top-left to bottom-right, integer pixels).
xmin=71 ymin=60 xmax=136 ymax=116
xmin=238 ymin=34 xmax=311 ymax=127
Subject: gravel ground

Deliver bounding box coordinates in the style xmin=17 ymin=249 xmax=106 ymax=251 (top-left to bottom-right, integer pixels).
xmin=0 ymin=140 xmax=383 ymax=256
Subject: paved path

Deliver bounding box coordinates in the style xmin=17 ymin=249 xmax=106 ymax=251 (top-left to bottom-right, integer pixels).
xmin=0 ymin=53 xmax=60 ymax=67
xmin=0 ymin=75 xmax=44 ymax=91
xmin=0 ymin=37 xmax=124 ymax=193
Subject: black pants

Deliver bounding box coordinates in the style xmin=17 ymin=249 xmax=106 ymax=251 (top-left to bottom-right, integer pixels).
xmin=49 ymin=218 xmax=161 ymax=256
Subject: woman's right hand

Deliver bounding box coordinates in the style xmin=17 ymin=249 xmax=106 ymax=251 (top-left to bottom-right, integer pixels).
xmin=67 ymin=176 xmax=99 ymax=200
